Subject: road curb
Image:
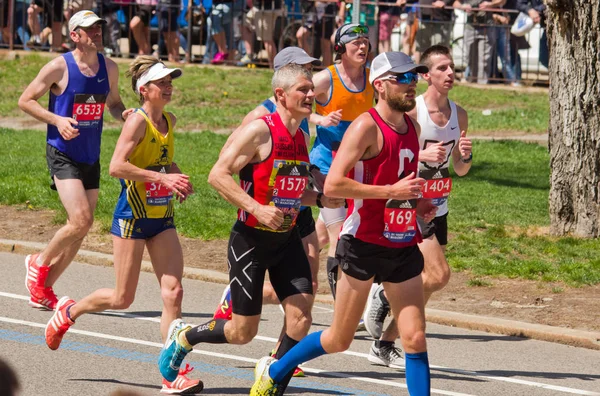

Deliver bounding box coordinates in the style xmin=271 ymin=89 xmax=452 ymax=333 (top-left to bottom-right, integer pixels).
xmin=2 ymin=238 xmax=598 ymax=351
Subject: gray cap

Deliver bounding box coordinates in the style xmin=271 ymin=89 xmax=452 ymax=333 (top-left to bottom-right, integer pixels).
xmin=336 ymin=23 xmax=369 ymax=45
xmin=369 ymin=52 xmax=429 ymax=85
xmin=274 ymin=47 xmax=322 ymax=70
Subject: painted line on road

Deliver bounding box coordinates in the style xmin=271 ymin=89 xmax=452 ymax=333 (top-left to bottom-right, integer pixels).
xmin=2 ymin=292 xmax=599 ymax=396
xmin=0 ymin=315 xmax=472 ymax=396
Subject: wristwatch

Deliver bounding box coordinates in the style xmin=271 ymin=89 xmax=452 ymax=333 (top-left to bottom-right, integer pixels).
xmin=316 ymin=193 xmax=324 ymax=208
xmin=460 ymin=152 xmax=473 ymax=163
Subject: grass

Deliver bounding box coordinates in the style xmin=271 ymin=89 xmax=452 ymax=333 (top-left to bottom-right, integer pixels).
xmin=1 ymin=128 xmax=599 ymax=286
xmin=0 ymin=54 xmax=549 ymax=133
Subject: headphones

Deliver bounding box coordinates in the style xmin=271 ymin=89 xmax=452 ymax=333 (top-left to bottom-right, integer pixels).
xmin=334 ymin=23 xmax=371 ymax=56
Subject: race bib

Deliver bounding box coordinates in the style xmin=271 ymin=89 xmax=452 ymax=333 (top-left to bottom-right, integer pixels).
xmin=383 ymin=199 xmax=417 ymax=243
xmin=420 ymin=168 xmax=452 ymax=206
xmin=270 ymin=161 xmax=309 ymax=231
xmin=144 ymin=165 xmax=173 ymax=206
xmin=72 ymin=94 xmax=106 ymax=128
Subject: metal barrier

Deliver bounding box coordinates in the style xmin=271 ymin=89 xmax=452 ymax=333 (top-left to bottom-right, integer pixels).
xmin=0 ymin=0 xmax=548 ymax=85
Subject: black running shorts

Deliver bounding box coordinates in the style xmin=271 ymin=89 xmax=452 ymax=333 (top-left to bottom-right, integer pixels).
xmin=335 ymin=235 xmax=424 ymax=284
xmin=46 ymin=144 xmax=100 ymax=191
xmin=418 ymin=213 xmax=448 ymax=246
xmin=227 ymin=221 xmax=312 ymax=316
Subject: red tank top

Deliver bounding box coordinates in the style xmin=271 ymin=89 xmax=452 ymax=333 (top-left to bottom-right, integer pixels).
xmin=340 ymin=108 xmax=422 ymax=248
xmin=238 ymin=112 xmax=310 ymax=232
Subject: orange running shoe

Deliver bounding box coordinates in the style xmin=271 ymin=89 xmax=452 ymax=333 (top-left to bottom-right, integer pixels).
xmin=45 ymin=296 xmax=75 ymax=350
xmin=25 ymin=254 xmax=57 ymax=310
xmin=160 ymin=364 xmax=204 ymax=394
xmin=212 ymin=284 xmax=232 ymax=320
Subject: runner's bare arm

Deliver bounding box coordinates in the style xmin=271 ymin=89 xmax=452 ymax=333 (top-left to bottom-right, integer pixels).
xmin=17 ymin=57 xmax=76 ymax=132
xmin=451 ymin=105 xmax=471 ymax=176
xmin=109 ymin=113 xmax=192 ymax=200
xmin=325 ymin=114 xmax=425 ymax=200
xmin=219 ymin=104 xmax=270 ymax=156
xmin=209 ymin=120 xmax=285 ymax=230
xmin=105 ymin=58 xmax=129 ymax=121
xmin=312 ymin=68 xmax=333 ymax=105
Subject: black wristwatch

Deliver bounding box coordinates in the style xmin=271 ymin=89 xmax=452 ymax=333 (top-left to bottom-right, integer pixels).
xmin=316 ymin=192 xmax=324 ymax=208
xmin=460 ymin=152 xmax=473 ymax=163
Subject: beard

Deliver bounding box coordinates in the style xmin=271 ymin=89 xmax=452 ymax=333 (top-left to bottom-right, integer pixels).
xmin=386 ymin=87 xmax=416 ymax=113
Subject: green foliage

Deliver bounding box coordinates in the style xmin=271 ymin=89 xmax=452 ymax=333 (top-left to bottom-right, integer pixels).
xmin=1 ymin=57 xmax=548 ymax=133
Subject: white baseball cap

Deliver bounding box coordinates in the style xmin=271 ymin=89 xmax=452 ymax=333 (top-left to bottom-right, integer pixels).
xmin=135 ymin=62 xmax=183 ymax=94
xmin=369 ymin=52 xmax=428 ymax=85
xmin=68 ymin=10 xmax=106 ymax=32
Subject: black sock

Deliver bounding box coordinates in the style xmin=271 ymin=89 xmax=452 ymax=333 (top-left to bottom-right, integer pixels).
xmin=185 ymin=318 xmax=228 ymax=345
xmin=326 ymin=256 xmax=338 ymax=299
xmin=274 ymin=334 xmax=300 ymax=393
xmin=375 ymin=340 xmax=394 ymax=349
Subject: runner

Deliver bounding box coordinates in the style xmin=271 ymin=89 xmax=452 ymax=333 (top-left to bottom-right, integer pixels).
xmin=250 ymin=51 xmax=435 ymax=396
xmin=157 ymin=64 xmax=344 ymax=392
xmin=211 ymin=46 xmax=331 ymax=378
xmin=364 ymin=45 xmax=472 ymax=369
xmin=18 ymin=10 xmax=130 ymax=311
xmin=310 ymin=23 xmax=375 ymax=300
xmin=43 ymin=56 xmax=202 ymax=394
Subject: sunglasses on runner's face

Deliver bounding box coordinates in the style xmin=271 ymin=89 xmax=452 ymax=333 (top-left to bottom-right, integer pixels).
xmin=381 ymin=72 xmax=419 ymax=85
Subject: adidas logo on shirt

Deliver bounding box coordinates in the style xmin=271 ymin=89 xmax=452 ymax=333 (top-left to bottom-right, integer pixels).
xmin=398 ymin=201 xmax=413 ymax=209
xmin=290 ymin=166 xmax=300 ymax=176
xmin=86 ymin=96 xmax=96 ymax=104
xmin=150 ymin=138 xmax=157 ymax=143
xmin=433 ymin=171 xmax=443 ymax=179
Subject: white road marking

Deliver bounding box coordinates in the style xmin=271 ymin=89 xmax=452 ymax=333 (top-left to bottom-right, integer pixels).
xmin=0 ymin=315 xmax=470 ymax=396
xmin=1 ymin=291 xmax=599 ymax=396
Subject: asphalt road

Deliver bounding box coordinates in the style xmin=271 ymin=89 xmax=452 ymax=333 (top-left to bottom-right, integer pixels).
xmin=0 ymin=252 xmax=598 ymax=396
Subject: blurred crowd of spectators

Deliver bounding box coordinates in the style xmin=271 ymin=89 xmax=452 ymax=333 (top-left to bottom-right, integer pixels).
xmin=0 ymin=0 xmax=548 ymax=84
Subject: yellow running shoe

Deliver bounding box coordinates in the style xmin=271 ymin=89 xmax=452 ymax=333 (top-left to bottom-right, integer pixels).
xmin=250 ymin=356 xmax=278 ymax=396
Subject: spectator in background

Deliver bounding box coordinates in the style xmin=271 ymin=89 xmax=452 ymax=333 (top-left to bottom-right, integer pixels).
xmin=208 ymin=0 xmax=233 ymax=63
xmin=491 ymin=0 xmax=523 ymax=85
xmin=415 ymin=0 xmax=454 ymax=62
xmin=28 ymin=0 xmax=53 ymax=48
xmin=454 ymin=0 xmax=506 ymax=84
xmin=516 ymin=0 xmax=546 ymax=68
xmin=250 ymin=0 xmax=284 ymax=68
xmin=130 ymin=0 xmax=158 ymax=55
xmin=98 ymin=0 xmax=124 ymax=56
xmin=158 ymin=0 xmax=182 ymax=62
xmin=236 ymin=0 xmax=255 ymax=66
xmin=379 ymin=0 xmax=405 ymax=53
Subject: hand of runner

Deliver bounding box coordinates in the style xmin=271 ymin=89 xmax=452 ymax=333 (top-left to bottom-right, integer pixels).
xmin=56 ymin=116 xmax=79 ymax=140
xmin=420 ymin=141 xmax=446 ymax=163
xmin=122 ymin=108 xmax=135 ymax=121
xmin=254 ymin=205 xmax=284 ymax=230
xmin=416 ymin=199 xmax=437 ymax=223
xmin=160 ymin=173 xmax=193 ymax=201
xmin=320 ymin=110 xmax=342 ymax=127
xmin=458 ymin=131 xmax=472 ymax=159
xmin=389 ymin=172 xmax=425 ymax=200
xmin=321 ymin=195 xmax=345 ymax=208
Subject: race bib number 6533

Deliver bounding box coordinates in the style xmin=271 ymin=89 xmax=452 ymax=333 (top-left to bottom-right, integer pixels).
xmin=73 ymin=94 xmax=107 ymax=128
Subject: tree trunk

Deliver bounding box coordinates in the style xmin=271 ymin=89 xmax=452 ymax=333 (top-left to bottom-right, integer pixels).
xmin=546 ymin=0 xmax=600 ymax=237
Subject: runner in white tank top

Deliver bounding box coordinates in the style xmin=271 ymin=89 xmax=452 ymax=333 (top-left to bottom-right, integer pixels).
xmin=364 ymin=45 xmax=473 ymax=367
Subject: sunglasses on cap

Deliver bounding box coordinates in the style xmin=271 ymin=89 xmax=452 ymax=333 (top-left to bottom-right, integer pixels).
xmin=340 ymin=25 xmax=369 ymax=41
xmin=380 ymin=71 xmax=419 ymax=85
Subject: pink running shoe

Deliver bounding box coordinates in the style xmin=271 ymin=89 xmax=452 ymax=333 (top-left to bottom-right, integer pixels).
xmin=211 ymin=51 xmax=227 ymax=64
xmin=45 ymin=296 xmax=75 ymax=350
xmin=212 ymin=284 xmax=232 ymax=320
xmin=25 ymin=254 xmax=57 ymax=310
xmin=160 ymin=364 xmax=204 ymax=394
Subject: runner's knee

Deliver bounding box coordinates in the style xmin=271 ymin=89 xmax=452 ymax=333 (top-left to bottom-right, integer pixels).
xmin=160 ymin=282 xmax=183 ymax=308
xmin=423 ymin=259 xmax=450 ymax=293
xmin=228 ymin=323 xmax=258 ymax=344
xmin=111 ymin=291 xmax=136 ymax=310
xmin=69 ymin=211 xmax=94 ymax=237
xmin=400 ymin=328 xmax=427 ymax=353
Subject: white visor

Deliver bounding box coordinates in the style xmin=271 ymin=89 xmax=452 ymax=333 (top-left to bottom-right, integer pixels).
xmin=135 ymin=62 xmax=183 ymax=94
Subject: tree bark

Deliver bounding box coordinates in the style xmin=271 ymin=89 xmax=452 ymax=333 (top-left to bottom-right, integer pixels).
xmin=546 ymin=0 xmax=600 ymax=237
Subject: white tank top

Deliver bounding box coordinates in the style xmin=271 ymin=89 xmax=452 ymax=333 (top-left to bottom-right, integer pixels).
xmin=416 ymin=95 xmax=460 ymax=217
